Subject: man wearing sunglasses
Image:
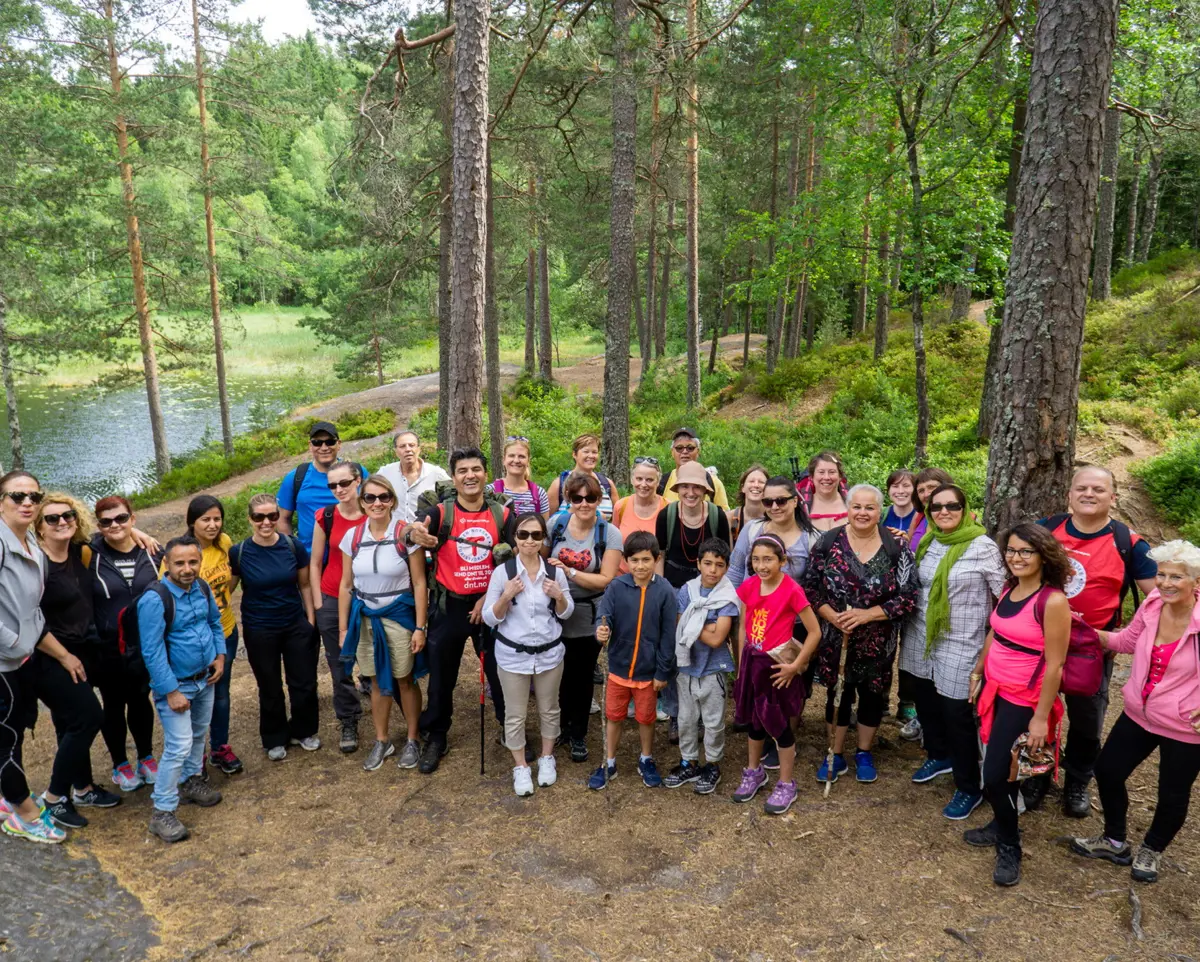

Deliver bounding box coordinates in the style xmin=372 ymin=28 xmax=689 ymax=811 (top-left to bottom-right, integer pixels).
xmin=377 ymin=431 xmax=450 ymax=524
xmin=276 ymin=422 xmax=366 ymax=551
xmin=657 ymin=429 xmax=730 ymax=510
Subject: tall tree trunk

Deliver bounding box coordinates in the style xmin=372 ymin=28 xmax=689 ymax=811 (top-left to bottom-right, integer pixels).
xmin=853 ymin=195 xmax=872 ymax=334
xmin=105 ymin=0 xmax=169 ymax=477
xmin=707 ymin=262 xmax=723 ymax=375
xmin=742 ymin=249 xmax=755 ymax=366
xmin=602 ymin=0 xmax=636 ymax=489
xmin=537 ymin=223 xmax=552 ymax=380
xmin=977 ymin=319 xmax=1003 ymax=440
xmin=657 ymin=199 xmax=674 ymax=353
xmin=191 ymin=0 xmax=233 ymax=457
xmin=1136 ymin=145 xmax=1161 ymax=263
xmin=1091 ymin=106 xmax=1121 ymax=300
xmin=1004 ymin=96 xmax=1027 ymax=234
xmin=634 ymin=244 xmax=647 ymax=368
xmin=446 ymin=0 xmax=488 ymax=450
xmin=436 ymin=27 xmax=454 ymax=453
xmin=774 ymin=125 xmax=802 ymax=363
xmin=484 ymin=145 xmax=504 ymax=472
xmin=984 ymin=0 xmax=1118 ymax=532
xmin=684 ymin=0 xmax=700 ymax=408
xmin=873 ymin=226 xmax=890 ymax=360
xmin=800 ymin=124 xmax=819 ymax=352
xmin=898 ymin=95 xmax=930 ymax=466
xmin=1123 ymin=134 xmax=1142 ymax=266
xmin=524 ymin=249 xmax=537 ymax=373
xmin=0 ymin=291 xmax=23 ymax=471
xmin=949 ymin=240 xmax=975 ymax=320
xmin=645 ymin=28 xmax=662 ymax=358
xmin=763 ymin=110 xmax=781 ymax=372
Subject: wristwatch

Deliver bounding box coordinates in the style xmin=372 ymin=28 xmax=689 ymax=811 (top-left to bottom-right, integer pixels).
xmin=566 ymin=567 xmax=577 ymax=581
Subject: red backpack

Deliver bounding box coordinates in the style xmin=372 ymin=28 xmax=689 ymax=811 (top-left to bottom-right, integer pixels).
xmin=1032 ymin=586 xmax=1106 ymax=697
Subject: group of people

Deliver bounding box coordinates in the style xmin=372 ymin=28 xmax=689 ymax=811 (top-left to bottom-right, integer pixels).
xmin=2 ymin=421 xmax=1198 ymax=895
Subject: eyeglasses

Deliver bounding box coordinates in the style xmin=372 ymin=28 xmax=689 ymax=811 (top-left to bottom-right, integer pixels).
xmin=97 ymin=512 xmax=131 ymax=528
xmin=569 ymin=494 xmax=600 ymax=505
xmin=514 ymin=530 xmax=542 ymax=541
xmin=761 ymin=497 xmax=795 ymax=508
xmin=634 ymin=456 xmax=660 ymax=467
xmin=673 ymin=444 xmax=698 ymax=453
xmin=506 ymin=435 xmax=530 ymax=443
xmin=250 ymin=511 xmax=280 ymax=523
xmin=1004 ymin=547 xmax=1037 ymax=560
xmin=42 ymin=510 xmax=78 ymax=526
xmin=930 ymin=501 xmax=964 ymax=514
xmin=362 ymin=492 xmax=394 ymax=505
xmin=310 ymin=437 xmax=338 ymax=448
xmin=327 ymin=478 xmax=357 ymax=491
xmin=4 ymin=491 xmax=44 ymax=505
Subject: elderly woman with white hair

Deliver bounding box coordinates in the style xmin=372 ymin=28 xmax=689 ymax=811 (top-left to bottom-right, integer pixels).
xmin=802 ymin=482 xmax=918 ymax=784
xmin=1070 ymin=539 xmax=1200 ymax=885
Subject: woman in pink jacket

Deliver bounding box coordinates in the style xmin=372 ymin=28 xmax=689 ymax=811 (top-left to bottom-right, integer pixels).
xmin=1070 ymin=540 xmax=1200 ymax=884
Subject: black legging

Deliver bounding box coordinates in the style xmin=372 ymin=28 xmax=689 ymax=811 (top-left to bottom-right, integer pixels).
xmin=749 ymin=725 xmax=795 ymax=749
xmin=559 ymin=634 xmax=602 ymax=742
xmin=93 ymin=646 xmax=155 ymax=767
xmin=1095 ymin=711 xmax=1200 ymax=853
xmin=982 ymin=695 xmax=1034 ymax=847
xmin=825 ymin=680 xmax=885 ymax=728
xmin=0 ymin=662 xmax=35 ymax=806
xmin=34 ymin=652 xmax=104 ymax=797
xmin=909 ymin=672 xmax=981 ymax=794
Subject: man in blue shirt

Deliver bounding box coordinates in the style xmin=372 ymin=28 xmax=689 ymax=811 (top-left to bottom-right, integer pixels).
xmin=277 ymin=421 xmax=362 ymax=550
xmin=140 ymin=536 xmax=226 ymax=843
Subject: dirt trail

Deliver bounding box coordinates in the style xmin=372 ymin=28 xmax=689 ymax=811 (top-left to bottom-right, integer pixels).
xmin=1076 ymin=424 xmax=1178 ymax=542
xmin=551 ymin=333 xmax=766 ymax=394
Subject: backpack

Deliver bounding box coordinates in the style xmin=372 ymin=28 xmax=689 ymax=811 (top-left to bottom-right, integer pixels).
xmin=230 ymin=534 xmax=303 ymax=576
xmin=504 ymin=555 xmax=561 ymax=620
xmin=547 ymin=512 xmax=610 ymax=574
xmin=349 ymin=519 xmax=408 ymax=562
xmin=1031 ymin=585 xmax=1107 ymax=697
xmin=1043 ymin=513 xmax=1142 ymax=623
xmin=492 ymin=478 xmax=544 ymax=513
xmin=291 ymin=459 xmax=367 ymax=506
xmin=664 ymin=501 xmax=722 ymax=550
xmin=117 ymin=579 xmax=214 ymax=688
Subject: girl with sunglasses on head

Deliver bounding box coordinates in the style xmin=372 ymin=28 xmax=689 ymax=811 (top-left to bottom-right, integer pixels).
xmin=488 ymin=437 xmax=549 ymax=517
xmin=230 ymin=494 xmax=319 ymax=762
xmin=611 ymin=457 xmax=666 ymax=574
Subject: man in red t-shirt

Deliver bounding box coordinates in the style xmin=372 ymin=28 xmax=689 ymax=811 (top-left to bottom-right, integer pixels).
xmin=1034 ymin=466 xmax=1157 ymax=817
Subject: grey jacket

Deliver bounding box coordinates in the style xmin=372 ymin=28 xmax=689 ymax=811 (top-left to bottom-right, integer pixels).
xmin=0 ymin=521 xmax=47 ymax=673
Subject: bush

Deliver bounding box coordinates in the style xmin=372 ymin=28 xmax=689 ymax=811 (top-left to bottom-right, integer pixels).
xmin=1134 ymin=433 xmax=1200 ymax=541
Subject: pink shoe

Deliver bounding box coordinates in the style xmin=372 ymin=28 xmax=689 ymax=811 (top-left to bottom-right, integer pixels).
xmin=137 ymin=756 xmax=159 ymax=786
xmin=111 ymin=761 xmax=143 ymax=792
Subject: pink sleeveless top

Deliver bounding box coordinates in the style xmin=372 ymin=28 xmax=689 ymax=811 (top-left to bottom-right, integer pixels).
xmin=986 ymin=585 xmax=1054 ymax=706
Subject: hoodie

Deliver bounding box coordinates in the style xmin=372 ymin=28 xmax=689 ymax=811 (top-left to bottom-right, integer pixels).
xmin=594 ymin=573 xmax=676 ymax=684
xmin=89 ymin=534 xmax=162 ymax=648
xmin=0 ymin=521 xmax=47 ymax=673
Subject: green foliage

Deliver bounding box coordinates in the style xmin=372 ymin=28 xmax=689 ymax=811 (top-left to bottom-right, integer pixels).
xmin=1135 ymin=434 xmax=1200 ymax=541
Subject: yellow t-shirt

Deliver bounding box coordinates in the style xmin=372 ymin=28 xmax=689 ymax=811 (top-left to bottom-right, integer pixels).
xmin=661 ymin=467 xmax=730 ymax=510
xmin=160 ymin=533 xmax=236 ymax=637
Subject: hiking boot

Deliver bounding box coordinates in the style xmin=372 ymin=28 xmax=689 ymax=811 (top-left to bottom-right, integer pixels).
xmin=1131 ymin=844 xmax=1161 ymax=883
xmin=668 ymin=718 xmax=680 ymax=745
xmin=993 ymin=842 xmax=1022 ymax=887
xmin=72 ymin=786 xmax=121 ymax=809
xmin=396 ymin=739 xmax=421 ymax=770
xmin=417 ymin=738 xmax=444 ymax=774
xmin=816 ymin=753 xmax=848 ymax=783
xmin=363 ymin=740 xmax=395 ymax=772
xmin=762 ymin=746 xmax=780 ymax=771
xmin=912 ymin=758 xmax=953 ymax=783
xmin=148 ymin=810 xmax=189 ymax=844
xmin=587 ymin=761 xmax=617 ymax=790
xmin=899 ymin=717 xmax=923 ymax=742
xmin=964 ymin=820 xmax=1001 ymax=848
xmin=267 ymin=746 xmax=287 ymax=761
xmin=209 ymin=744 xmax=244 ymax=775
xmin=664 ymin=760 xmax=701 ymax=789
xmin=42 ymin=796 xmax=88 ymax=829
xmin=942 ymin=790 xmax=983 ymax=821
xmin=339 ymin=720 xmax=359 ymax=753
xmin=569 ymin=738 xmax=589 ymax=763
xmin=179 ymin=775 xmax=222 ymax=808
xmin=537 ymin=754 xmax=557 ymax=787
xmin=855 ymin=750 xmax=878 ymax=783
xmin=111 ymin=761 xmax=143 ymax=792
xmin=638 ymin=757 xmax=663 ymax=788
xmin=2 ymin=811 xmax=65 ymax=844
xmin=136 ymin=756 xmax=159 ymax=786
xmin=732 ymin=766 xmax=767 ymax=803
xmin=694 ymin=763 xmax=722 ymax=795
xmin=1063 ymin=777 xmax=1091 ymax=819
xmin=1020 ymin=772 xmax=1049 ymax=811
xmin=512 ymin=765 xmax=535 ymax=797
xmin=764 ymin=779 xmax=798 ymax=815
xmin=1070 ymin=834 xmax=1133 ymax=865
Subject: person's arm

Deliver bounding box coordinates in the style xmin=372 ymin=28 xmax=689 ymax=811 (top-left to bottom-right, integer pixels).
xmin=408 ymin=546 xmax=428 ymax=653
xmin=482 ymin=565 xmax=515 ymax=627
xmin=550 ymin=568 xmax=574 ymax=618
xmin=309 ymin=517 xmax=327 ymax=614
xmin=772 ymin=603 xmax=822 ymax=688
xmin=337 ymin=548 xmax=354 ymax=641
xmin=735 ymin=601 xmax=748 ymax=663
xmin=571 ymin=546 xmax=622 ymax=592
xmin=138 ymin=592 xmax=180 ymax=702
xmin=653 ymin=587 xmax=676 ymax=688
xmin=405 ymin=504 xmax=441 ymax=549
xmin=130 ymin=528 xmax=162 ymax=554
xmin=1028 ymin=592 xmax=1070 ymax=750
xmin=969 ymin=629 xmax=994 ymax=703
xmin=697 ymin=615 xmax=733 ymax=649
xmin=298 ymin=562 xmax=315 ymax=624
xmin=275 ymin=471 xmax=297 ymax=536
xmin=547 ymin=476 xmax=563 ymax=516
xmin=727 ymin=526 xmax=750 ymax=588
xmin=35 ymin=631 xmax=86 ymax=683
xmin=1098 ymin=602 xmax=1148 ymax=653
xmin=205 ymin=592 xmax=226 ymax=684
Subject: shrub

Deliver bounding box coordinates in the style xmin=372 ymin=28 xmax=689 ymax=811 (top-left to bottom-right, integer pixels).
xmin=1134 ymin=433 xmax=1200 ymax=541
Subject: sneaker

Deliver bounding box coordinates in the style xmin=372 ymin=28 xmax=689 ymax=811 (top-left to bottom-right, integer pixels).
xmin=537 ymin=754 xmax=557 ymax=787
xmin=569 ymin=738 xmax=589 ymax=764
xmin=111 ymin=761 xmax=143 ymax=792
xmin=297 ymin=736 xmax=320 ymax=752
xmin=1069 ymin=834 xmax=1133 ymax=865
xmin=694 ymin=763 xmax=722 ymax=795
xmin=587 ymin=761 xmax=617 ymax=790
xmin=656 ymin=705 xmax=670 ymax=723
xmin=664 ymin=760 xmax=701 ymax=789
xmin=41 ymin=796 xmax=88 ymax=829
xmin=638 ymin=757 xmax=663 ymax=788
xmin=179 ymin=775 xmax=222 ymax=807
xmin=72 ymin=786 xmax=121 ymax=809
xmin=0 ymin=796 xmax=45 ymax=818
xmin=899 ymin=717 xmax=923 ymax=742
xmin=854 ymin=750 xmax=878 ymax=783
xmin=626 ymin=701 xmax=635 ymax=719
xmin=942 ymin=790 xmax=984 ymax=821
xmin=137 ymin=756 xmax=159 ymax=786
xmin=209 ymin=744 xmax=244 ymax=775
xmin=897 ymin=703 xmax=917 ymax=723
xmin=964 ymin=820 xmax=1001 ymax=848
xmin=764 ymin=779 xmax=798 ymax=815
xmin=993 ymin=842 xmax=1022 ymax=886
xmin=1131 ymin=843 xmax=1161 ymax=883
xmin=1062 ymin=777 xmax=1091 ymax=818
xmin=2 ymin=811 xmax=66 ymax=844
xmin=418 ymin=738 xmax=445 ymax=774
xmin=590 ymin=697 xmax=601 ymax=715
xmin=267 ymin=746 xmax=287 ymax=761
xmin=363 ymin=740 xmax=395 ymax=772
xmin=148 ymin=809 xmax=189 ymax=844
xmin=912 ymin=758 xmax=953 ymax=783
xmin=732 ymin=766 xmax=768 ymax=803
xmin=397 ymin=739 xmax=420 ymax=770
xmin=668 ymin=718 xmax=679 ymax=746
xmin=339 ymin=720 xmax=359 ymax=754
xmin=762 ymin=746 xmax=780 ymax=771
xmin=512 ymin=765 xmax=535 ymax=797
xmin=816 ymin=754 xmax=848 ymax=783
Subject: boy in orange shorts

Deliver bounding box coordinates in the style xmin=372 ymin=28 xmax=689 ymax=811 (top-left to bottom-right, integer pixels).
xmin=591 ymin=531 xmax=677 ymax=789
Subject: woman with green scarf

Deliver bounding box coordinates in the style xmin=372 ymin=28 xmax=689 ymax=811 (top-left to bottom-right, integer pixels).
xmin=899 ymin=483 xmax=1006 ymax=821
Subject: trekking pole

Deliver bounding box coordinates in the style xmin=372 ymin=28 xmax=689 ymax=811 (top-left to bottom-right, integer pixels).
xmin=824 ymin=634 xmax=850 ymax=798
xmin=479 ymin=651 xmax=486 ymax=777
xmin=599 ymin=616 xmax=610 ymax=794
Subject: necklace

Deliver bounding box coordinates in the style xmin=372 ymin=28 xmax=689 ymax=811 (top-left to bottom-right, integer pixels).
xmin=679 ymin=516 xmax=705 ymax=564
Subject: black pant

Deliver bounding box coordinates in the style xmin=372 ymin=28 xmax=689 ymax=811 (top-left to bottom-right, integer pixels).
xmin=316 ymin=594 xmax=362 ymax=724
xmin=750 ymin=725 xmax=795 ymax=749
xmin=982 ymin=695 xmax=1034 ymax=847
xmin=93 ymin=645 xmax=155 ymax=767
xmin=1095 ymin=711 xmax=1200 ymax=853
xmin=559 ymin=634 xmax=602 ymax=741
xmin=418 ymin=595 xmax=503 ymax=745
xmin=0 ymin=662 xmax=36 ymax=806
xmin=244 ymin=616 xmax=321 ymax=751
xmin=1062 ymin=653 xmax=1116 ymax=785
xmin=825 ymin=681 xmax=885 ymax=728
xmin=34 ymin=652 xmax=104 ymax=797
xmin=909 ymin=673 xmax=981 ymax=794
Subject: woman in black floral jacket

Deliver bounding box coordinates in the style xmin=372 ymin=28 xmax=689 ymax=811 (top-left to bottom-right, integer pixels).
xmin=803 ymin=484 xmax=918 ymax=784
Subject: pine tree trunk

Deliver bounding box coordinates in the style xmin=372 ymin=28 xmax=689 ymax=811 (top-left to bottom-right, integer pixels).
xmin=105 ymin=0 xmax=169 ymax=477
xmin=1091 ymin=106 xmax=1121 ymax=300
xmin=764 ymin=112 xmax=781 ymax=373
xmin=0 ymin=290 xmax=23 ymax=471
xmin=657 ymin=200 xmax=674 ymax=354
xmin=977 ymin=319 xmax=1002 ymax=440
xmin=634 ymin=244 xmax=647 ymax=368
xmin=436 ymin=32 xmax=454 ymax=453
xmin=854 ymin=196 xmax=872 ymax=334
xmin=1004 ymin=96 xmax=1027 ymax=234
xmin=707 ymin=262 xmax=723 ymax=375
xmin=1136 ymin=145 xmax=1161 ymax=263
xmin=1123 ymin=135 xmax=1141 ymax=266
xmin=898 ymin=100 xmax=930 ymax=466
xmin=446 ymin=0 xmax=488 ymax=450
xmin=484 ymin=144 xmax=504 ymax=472
xmin=524 ymin=248 xmax=536 ymax=373
xmin=950 ymin=240 xmax=975 ymax=320
xmin=537 ymin=227 xmax=552 ymax=380
xmin=645 ymin=34 xmax=661 ymax=358
xmin=800 ymin=125 xmax=819 ymax=352
xmin=742 ymin=249 xmax=755 ymax=367
xmin=873 ymin=226 xmax=890 ymax=361
xmin=684 ymin=0 xmax=701 ymax=408
xmin=984 ymin=0 xmax=1119 ymax=532
xmin=602 ymin=0 xmax=636 ymax=489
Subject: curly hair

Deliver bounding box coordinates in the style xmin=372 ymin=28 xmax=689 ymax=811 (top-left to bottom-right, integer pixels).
xmin=998 ymin=522 xmax=1073 ymax=591
xmin=36 ymin=492 xmax=94 ymax=545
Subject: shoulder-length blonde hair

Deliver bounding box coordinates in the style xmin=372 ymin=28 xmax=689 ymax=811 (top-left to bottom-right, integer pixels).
xmin=36 ymin=492 xmax=95 ymax=545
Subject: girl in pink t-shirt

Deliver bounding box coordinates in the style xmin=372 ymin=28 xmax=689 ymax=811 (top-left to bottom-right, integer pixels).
xmin=731 ymin=533 xmax=821 ymax=815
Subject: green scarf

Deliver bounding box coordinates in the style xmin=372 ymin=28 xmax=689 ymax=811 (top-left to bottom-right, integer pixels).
xmin=915 ymin=507 xmax=987 ymax=656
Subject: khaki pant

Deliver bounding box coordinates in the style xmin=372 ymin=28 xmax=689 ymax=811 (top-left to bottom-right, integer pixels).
xmin=497 ymin=663 xmax=565 ymax=751
xmin=356 ymin=619 xmax=415 ymax=679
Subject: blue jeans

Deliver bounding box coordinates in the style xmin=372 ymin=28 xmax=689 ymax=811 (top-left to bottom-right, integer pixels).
xmin=209 ymin=628 xmax=238 ymax=748
xmin=152 ymin=680 xmax=215 ymax=813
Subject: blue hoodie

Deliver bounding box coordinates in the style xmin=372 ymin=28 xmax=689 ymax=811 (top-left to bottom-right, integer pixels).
xmin=594 ymin=573 xmax=676 ymax=684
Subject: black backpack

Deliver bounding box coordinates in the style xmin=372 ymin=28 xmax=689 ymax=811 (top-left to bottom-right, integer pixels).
xmin=1042 ymin=513 xmax=1142 ymax=624
xmin=118 ymin=580 xmax=215 ymax=688
xmin=503 ymin=555 xmax=562 ymax=621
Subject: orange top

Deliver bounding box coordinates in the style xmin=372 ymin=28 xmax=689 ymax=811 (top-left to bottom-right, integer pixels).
xmin=612 ymin=495 xmax=665 ymax=574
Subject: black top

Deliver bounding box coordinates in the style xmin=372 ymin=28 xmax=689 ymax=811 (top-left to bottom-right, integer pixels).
xmin=655 ymin=506 xmax=731 ymax=589
xmin=41 ymin=542 xmax=95 ymax=651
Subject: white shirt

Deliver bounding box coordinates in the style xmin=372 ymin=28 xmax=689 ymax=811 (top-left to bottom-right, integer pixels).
xmin=482 ymin=558 xmax=575 ymax=674
xmin=339 ymin=522 xmax=412 ymax=611
xmin=377 ymin=459 xmax=451 ymax=523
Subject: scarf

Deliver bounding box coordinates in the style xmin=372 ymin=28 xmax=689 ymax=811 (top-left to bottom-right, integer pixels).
xmin=339 ymin=591 xmax=426 ymax=696
xmin=674 ymin=576 xmax=740 ymax=668
xmin=915 ymin=509 xmax=987 ymax=656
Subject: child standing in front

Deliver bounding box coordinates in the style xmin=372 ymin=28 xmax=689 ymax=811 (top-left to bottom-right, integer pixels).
xmin=591 ymin=531 xmax=677 ymax=790
xmin=665 ymin=538 xmax=739 ymax=795
xmin=732 ymin=533 xmax=821 ymax=814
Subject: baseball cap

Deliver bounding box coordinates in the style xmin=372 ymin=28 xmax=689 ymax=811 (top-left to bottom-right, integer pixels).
xmin=672 ymin=428 xmax=699 ymax=443
xmin=308 ymin=420 xmax=339 ymax=440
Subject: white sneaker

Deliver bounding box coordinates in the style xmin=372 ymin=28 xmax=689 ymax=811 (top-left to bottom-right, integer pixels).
xmin=537 ymin=754 xmax=557 ymax=787
xmin=590 ymin=697 xmax=601 ymax=715
xmin=267 ymin=746 xmax=287 ymax=761
xmin=656 ymin=706 xmax=670 ymax=723
xmin=513 ymin=765 xmax=535 ymax=797
xmin=899 ymin=717 xmax=923 ymax=742
xmin=627 ymin=700 xmax=636 ymax=719
xmin=298 ymin=736 xmax=321 ymax=752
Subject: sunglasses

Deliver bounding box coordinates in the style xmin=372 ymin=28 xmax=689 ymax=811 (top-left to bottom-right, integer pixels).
xmin=42 ymin=510 xmax=78 ymax=526
xmin=930 ymin=501 xmax=964 ymax=513
xmin=634 ymin=456 xmax=660 ymax=467
xmin=250 ymin=511 xmax=280 ymax=523
xmin=506 ymin=435 xmax=530 ymax=443
xmin=1004 ymin=547 xmax=1037 ymax=560
xmin=569 ymin=494 xmax=600 ymax=505
xmin=362 ymin=492 xmax=394 ymax=505
xmin=514 ymin=530 xmax=542 ymax=541
xmin=4 ymin=491 xmax=44 ymax=505
xmin=327 ymin=478 xmax=357 ymax=491
xmin=97 ymin=512 xmax=131 ymax=527
xmin=673 ymin=444 xmax=698 ymax=453
xmin=310 ymin=437 xmax=338 ymax=448
xmin=761 ymin=496 xmax=795 ymax=508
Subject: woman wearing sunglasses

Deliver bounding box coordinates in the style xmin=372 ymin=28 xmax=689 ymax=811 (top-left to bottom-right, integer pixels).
xmin=489 ymin=437 xmax=549 ymax=517
xmin=230 ymin=494 xmax=319 ymax=762
xmin=967 ymin=522 xmax=1071 ymax=887
xmin=546 ymin=472 xmax=623 ymax=763
xmin=611 ymin=457 xmax=666 ymax=574
xmin=899 ymin=484 xmax=1005 ymax=821
xmin=547 ymin=434 xmax=619 ymax=521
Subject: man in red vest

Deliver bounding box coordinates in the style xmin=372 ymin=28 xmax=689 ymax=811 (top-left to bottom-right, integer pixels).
xmin=1033 ymin=466 xmax=1157 ymax=817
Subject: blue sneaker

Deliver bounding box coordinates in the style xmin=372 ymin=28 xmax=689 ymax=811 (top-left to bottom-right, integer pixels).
xmin=638 ymin=757 xmax=663 ymax=788
xmin=855 ymin=750 xmax=878 ymax=783
xmin=942 ymin=790 xmax=984 ymax=820
xmin=912 ymin=758 xmax=953 ymax=784
xmin=587 ymin=761 xmax=617 ymax=790
xmin=816 ymin=754 xmax=848 ymax=783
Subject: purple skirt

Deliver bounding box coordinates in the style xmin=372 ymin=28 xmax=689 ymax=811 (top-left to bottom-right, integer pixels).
xmin=733 ymin=646 xmax=809 ymax=739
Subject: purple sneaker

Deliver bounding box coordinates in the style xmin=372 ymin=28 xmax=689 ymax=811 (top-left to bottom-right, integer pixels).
xmin=764 ymin=779 xmax=798 ymax=815
xmin=732 ymin=766 xmax=767 ymax=804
